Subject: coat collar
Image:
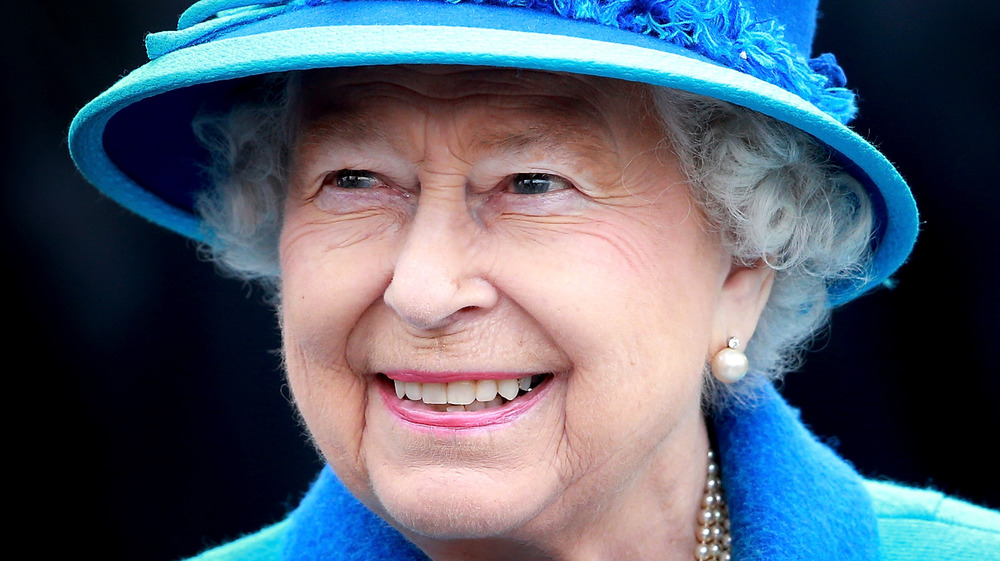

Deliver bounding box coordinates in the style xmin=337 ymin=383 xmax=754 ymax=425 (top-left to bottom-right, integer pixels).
xmin=714 ymin=383 xmax=880 ymax=560
xmin=283 ymin=384 xmax=880 ymax=560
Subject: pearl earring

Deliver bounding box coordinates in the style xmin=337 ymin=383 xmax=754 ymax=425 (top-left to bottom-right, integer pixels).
xmin=711 ymin=337 xmax=749 ymax=384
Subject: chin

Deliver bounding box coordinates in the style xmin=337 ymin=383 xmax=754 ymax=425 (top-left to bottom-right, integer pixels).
xmin=366 ymin=467 xmax=555 ymax=540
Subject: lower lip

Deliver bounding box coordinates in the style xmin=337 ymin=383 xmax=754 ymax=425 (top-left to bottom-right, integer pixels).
xmin=377 ymin=377 xmax=550 ymax=429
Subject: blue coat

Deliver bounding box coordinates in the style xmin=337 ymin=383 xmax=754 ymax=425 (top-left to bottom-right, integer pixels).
xmin=185 ymin=385 xmax=1000 ymax=560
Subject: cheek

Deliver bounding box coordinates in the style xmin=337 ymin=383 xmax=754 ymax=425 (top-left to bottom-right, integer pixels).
xmin=278 ymin=215 xmax=395 ymax=484
xmin=500 ymin=213 xmax=724 ymax=345
xmin=496 ymin=213 xmax=724 ymax=421
xmin=279 ymin=211 xmax=396 ymax=361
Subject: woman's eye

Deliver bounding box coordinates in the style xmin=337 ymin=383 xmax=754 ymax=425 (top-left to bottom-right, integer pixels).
xmin=508 ymin=173 xmax=572 ymax=195
xmin=325 ymin=170 xmax=383 ymax=189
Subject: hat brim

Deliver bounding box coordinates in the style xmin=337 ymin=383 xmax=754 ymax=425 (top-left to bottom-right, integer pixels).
xmin=68 ymin=1 xmax=917 ymax=304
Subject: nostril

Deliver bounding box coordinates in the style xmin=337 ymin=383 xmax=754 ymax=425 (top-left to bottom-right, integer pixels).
xmin=455 ymin=277 xmax=500 ymax=310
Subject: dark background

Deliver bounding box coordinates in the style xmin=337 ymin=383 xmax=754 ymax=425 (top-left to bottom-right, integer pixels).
xmin=5 ymin=1 xmax=998 ymax=559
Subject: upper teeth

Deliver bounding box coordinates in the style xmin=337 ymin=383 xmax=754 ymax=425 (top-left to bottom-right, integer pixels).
xmin=393 ymin=377 xmax=536 ymax=406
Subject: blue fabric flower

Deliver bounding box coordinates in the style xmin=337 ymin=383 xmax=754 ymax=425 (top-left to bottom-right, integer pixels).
xmin=809 ymin=52 xmax=848 ymax=88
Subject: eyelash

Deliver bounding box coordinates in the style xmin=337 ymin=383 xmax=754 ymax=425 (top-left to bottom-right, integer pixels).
xmin=322 ymin=169 xmax=574 ymax=195
xmin=323 ymin=170 xmax=387 ymax=190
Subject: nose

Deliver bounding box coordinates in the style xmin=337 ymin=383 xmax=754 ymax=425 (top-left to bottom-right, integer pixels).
xmin=383 ymin=191 xmax=499 ymax=331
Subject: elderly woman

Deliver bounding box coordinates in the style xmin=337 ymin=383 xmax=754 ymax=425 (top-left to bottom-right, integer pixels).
xmin=69 ymin=0 xmax=999 ymax=560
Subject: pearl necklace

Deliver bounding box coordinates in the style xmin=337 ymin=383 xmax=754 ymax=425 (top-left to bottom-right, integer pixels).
xmin=695 ymin=450 xmax=732 ymax=561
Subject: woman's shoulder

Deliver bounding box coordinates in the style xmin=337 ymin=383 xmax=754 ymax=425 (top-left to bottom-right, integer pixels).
xmin=864 ymin=479 xmax=1000 ymax=560
xmin=181 ymin=518 xmax=290 ymax=561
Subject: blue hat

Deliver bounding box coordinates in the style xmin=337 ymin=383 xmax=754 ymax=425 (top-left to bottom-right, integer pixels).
xmin=68 ymin=0 xmax=918 ymax=304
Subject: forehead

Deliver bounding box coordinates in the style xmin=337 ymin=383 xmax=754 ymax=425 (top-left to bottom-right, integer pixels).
xmin=293 ymin=66 xmax=658 ymax=151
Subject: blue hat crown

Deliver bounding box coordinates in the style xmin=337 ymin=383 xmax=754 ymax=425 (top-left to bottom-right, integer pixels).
xmin=153 ymin=0 xmax=856 ymax=123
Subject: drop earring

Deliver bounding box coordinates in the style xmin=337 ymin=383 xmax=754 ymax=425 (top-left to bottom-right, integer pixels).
xmin=711 ymin=337 xmax=749 ymax=384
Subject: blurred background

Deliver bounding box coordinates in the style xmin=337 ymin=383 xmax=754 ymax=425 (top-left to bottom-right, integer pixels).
xmin=4 ymin=1 xmax=998 ymax=559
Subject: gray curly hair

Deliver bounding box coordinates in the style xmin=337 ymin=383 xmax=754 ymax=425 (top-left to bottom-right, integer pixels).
xmin=191 ymin=71 xmax=873 ymax=411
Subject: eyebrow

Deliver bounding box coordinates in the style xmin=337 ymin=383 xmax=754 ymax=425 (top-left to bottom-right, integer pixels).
xmin=295 ymin=88 xmax=621 ymax=173
xmin=297 ymin=101 xmax=622 ymax=172
xmin=471 ymin=122 xmax=613 ymax=163
xmin=297 ymin=113 xmax=392 ymax=150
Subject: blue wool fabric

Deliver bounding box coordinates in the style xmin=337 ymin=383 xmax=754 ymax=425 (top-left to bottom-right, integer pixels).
xmin=184 ymin=384 xmax=1000 ymax=561
xmin=715 ymin=386 xmax=880 ymax=559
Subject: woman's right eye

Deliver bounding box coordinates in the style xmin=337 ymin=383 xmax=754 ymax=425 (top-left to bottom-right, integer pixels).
xmin=324 ymin=170 xmax=383 ymax=189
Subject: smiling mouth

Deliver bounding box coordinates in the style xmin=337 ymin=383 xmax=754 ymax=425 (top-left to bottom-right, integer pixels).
xmin=383 ymin=374 xmax=550 ymax=412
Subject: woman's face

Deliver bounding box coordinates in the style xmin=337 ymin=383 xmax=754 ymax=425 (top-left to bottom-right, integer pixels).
xmin=279 ymin=66 xmax=769 ymax=545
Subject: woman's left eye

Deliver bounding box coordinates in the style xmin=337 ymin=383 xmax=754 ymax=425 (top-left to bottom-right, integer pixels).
xmin=324 ymin=169 xmax=384 ymax=189
xmin=508 ymin=173 xmax=572 ymax=195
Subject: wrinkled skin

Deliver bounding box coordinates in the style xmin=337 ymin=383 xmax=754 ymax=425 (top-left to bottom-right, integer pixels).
xmin=279 ymin=66 xmax=773 ymax=561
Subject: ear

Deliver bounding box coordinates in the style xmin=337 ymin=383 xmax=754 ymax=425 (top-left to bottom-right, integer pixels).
xmin=711 ymin=261 xmax=775 ymax=352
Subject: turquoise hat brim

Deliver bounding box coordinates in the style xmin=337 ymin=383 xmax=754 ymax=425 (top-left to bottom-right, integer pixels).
xmin=68 ymin=3 xmax=917 ymax=305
